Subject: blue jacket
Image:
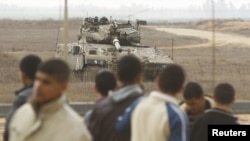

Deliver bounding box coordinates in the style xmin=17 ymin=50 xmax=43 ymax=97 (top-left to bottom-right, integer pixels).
xmin=116 ymin=91 xmax=189 ymax=141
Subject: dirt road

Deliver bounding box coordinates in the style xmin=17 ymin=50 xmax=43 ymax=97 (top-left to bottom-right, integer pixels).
xmin=151 ymin=27 xmax=250 ymax=47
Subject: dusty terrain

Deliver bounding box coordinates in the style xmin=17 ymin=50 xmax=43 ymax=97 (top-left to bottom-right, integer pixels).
xmin=165 ymin=19 xmax=250 ymax=37
xmin=0 ymin=18 xmax=250 ymax=139
xmin=0 ymin=19 xmax=250 ymax=102
xmin=151 ymin=26 xmax=250 ymax=99
xmin=0 ymin=19 xmax=207 ymax=103
xmin=152 ymin=27 xmax=250 ymax=46
xmin=147 ymin=20 xmax=250 ymax=100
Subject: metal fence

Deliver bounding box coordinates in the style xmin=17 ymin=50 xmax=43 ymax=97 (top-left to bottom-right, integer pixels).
xmin=0 ymin=101 xmax=249 ymax=118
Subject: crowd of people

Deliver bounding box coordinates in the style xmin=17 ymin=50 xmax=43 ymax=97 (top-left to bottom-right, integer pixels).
xmin=2 ymin=54 xmax=239 ymax=141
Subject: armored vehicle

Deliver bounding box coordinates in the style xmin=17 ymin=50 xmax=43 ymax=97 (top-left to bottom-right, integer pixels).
xmin=55 ymin=16 xmax=174 ymax=81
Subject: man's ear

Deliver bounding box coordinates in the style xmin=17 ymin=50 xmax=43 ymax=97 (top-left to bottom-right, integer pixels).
xmin=94 ymin=85 xmax=103 ymax=98
xmin=200 ymin=95 xmax=205 ymax=100
xmin=94 ymin=85 xmax=99 ymax=94
xmin=20 ymin=71 xmax=24 ymax=80
xmin=177 ymin=86 xmax=184 ymax=94
xmin=20 ymin=71 xmax=29 ymax=84
xmin=61 ymin=82 xmax=68 ymax=92
xmin=20 ymin=71 xmax=26 ymax=80
xmin=232 ymin=96 xmax=235 ymax=103
xmin=135 ymin=72 xmax=143 ymax=84
xmin=156 ymin=77 xmax=160 ymax=86
xmin=212 ymin=95 xmax=215 ymax=100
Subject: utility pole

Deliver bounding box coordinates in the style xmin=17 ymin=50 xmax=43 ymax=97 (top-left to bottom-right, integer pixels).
xmin=63 ymin=0 xmax=69 ymax=61
xmin=211 ymin=0 xmax=216 ymax=90
xmin=172 ymin=38 xmax=174 ymax=61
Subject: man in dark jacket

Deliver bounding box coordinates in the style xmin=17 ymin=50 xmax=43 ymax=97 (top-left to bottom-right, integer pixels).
xmin=3 ymin=54 xmax=42 ymax=141
xmin=84 ymin=69 xmax=117 ymax=126
xmin=180 ymin=82 xmax=215 ymax=129
xmin=88 ymin=54 xmax=144 ymax=141
xmin=190 ymin=83 xmax=239 ymax=141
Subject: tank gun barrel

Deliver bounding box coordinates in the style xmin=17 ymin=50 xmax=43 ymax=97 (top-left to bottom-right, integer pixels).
xmin=113 ymin=38 xmax=122 ymax=52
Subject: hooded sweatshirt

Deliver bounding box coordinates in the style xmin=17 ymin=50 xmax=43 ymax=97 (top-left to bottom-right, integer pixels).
xmin=88 ymin=84 xmax=143 ymax=141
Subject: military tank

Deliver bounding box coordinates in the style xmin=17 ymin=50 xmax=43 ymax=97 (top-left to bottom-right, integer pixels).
xmin=55 ymin=16 xmax=174 ymax=81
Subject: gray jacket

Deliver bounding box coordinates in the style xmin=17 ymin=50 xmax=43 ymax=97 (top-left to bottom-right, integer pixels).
xmin=4 ymin=84 xmax=33 ymax=141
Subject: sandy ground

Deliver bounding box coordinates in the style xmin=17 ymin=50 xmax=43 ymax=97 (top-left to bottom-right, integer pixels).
xmin=1 ymin=19 xmax=250 ymax=98
xmin=0 ymin=19 xmax=206 ymax=103
xmin=0 ymin=19 xmax=250 ymax=132
xmin=1 ymin=20 xmax=250 ymax=100
xmin=152 ymin=27 xmax=250 ymax=47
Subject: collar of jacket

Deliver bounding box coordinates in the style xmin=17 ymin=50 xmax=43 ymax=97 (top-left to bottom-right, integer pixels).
xmin=38 ymin=95 xmax=66 ymax=118
xmin=108 ymin=84 xmax=143 ymax=102
xmin=150 ymin=91 xmax=179 ymax=105
xmin=15 ymin=83 xmax=33 ymax=96
xmin=205 ymin=108 xmax=235 ymax=117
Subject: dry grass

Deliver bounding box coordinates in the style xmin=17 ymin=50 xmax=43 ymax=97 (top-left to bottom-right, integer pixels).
xmin=163 ymin=43 xmax=250 ymax=99
xmin=140 ymin=26 xmax=208 ymax=47
xmin=0 ymin=52 xmax=19 ymax=83
xmin=167 ymin=19 xmax=250 ymax=37
xmin=1 ymin=19 xmax=250 ymax=102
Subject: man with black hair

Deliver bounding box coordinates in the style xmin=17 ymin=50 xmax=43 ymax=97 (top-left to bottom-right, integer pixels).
xmin=84 ymin=69 xmax=117 ymax=126
xmin=94 ymin=69 xmax=117 ymax=97
xmin=9 ymin=59 xmax=92 ymax=141
xmin=190 ymin=83 xmax=238 ymax=141
xmin=131 ymin=64 xmax=189 ymax=141
xmin=88 ymin=54 xmax=144 ymax=141
xmin=4 ymin=54 xmax=42 ymax=141
xmin=180 ymin=82 xmax=215 ymax=129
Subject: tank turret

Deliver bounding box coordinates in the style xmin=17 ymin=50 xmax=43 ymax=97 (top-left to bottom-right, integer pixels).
xmin=56 ymin=16 xmax=174 ymax=81
xmin=79 ymin=16 xmax=141 ymax=46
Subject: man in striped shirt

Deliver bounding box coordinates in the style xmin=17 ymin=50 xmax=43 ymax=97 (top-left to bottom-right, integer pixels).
xmin=131 ymin=64 xmax=189 ymax=141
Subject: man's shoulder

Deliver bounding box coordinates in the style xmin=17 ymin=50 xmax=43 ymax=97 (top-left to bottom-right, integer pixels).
xmin=12 ymin=103 xmax=35 ymax=122
xmin=179 ymin=102 xmax=187 ymax=113
xmin=204 ymin=96 xmax=215 ymax=108
xmin=61 ymin=104 xmax=91 ymax=137
xmin=15 ymin=103 xmax=33 ymax=115
xmin=14 ymin=87 xmax=33 ymax=103
xmin=18 ymin=87 xmax=33 ymax=98
xmin=63 ymin=104 xmax=83 ymax=123
xmin=92 ymin=94 xmax=143 ymax=119
xmin=166 ymin=103 xmax=186 ymax=118
xmin=91 ymin=97 xmax=114 ymax=117
xmin=10 ymin=103 xmax=36 ymax=129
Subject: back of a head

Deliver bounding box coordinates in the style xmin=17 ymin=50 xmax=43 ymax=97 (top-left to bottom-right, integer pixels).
xmin=183 ymin=82 xmax=204 ymax=99
xmin=159 ymin=64 xmax=185 ymax=94
xmin=95 ymin=69 xmax=116 ymax=96
xmin=214 ymin=83 xmax=235 ymax=105
xmin=37 ymin=59 xmax=70 ymax=83
xmin=117 ymin=54 xmax=142 ymax=83
xmin=20 ymin=54 xmax=42 ymax=80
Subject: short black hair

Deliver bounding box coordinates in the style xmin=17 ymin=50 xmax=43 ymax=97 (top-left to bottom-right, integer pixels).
xmin=158 ymin=64 xmax=185 ymax=94
xmin=37 ymin=59 xmax=70 ymax=82
xmin=19 ymin=54 xmax=42 ymax=80
xmin=117 ymin=54 xmax=142 ymax=83
xmin=183 ymin=82 xmax=203 ymax=99
xmin=214 ymin=83 xmax=235 ymax=105
xmin=95 ymin=69 xmax=116 ymax=96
